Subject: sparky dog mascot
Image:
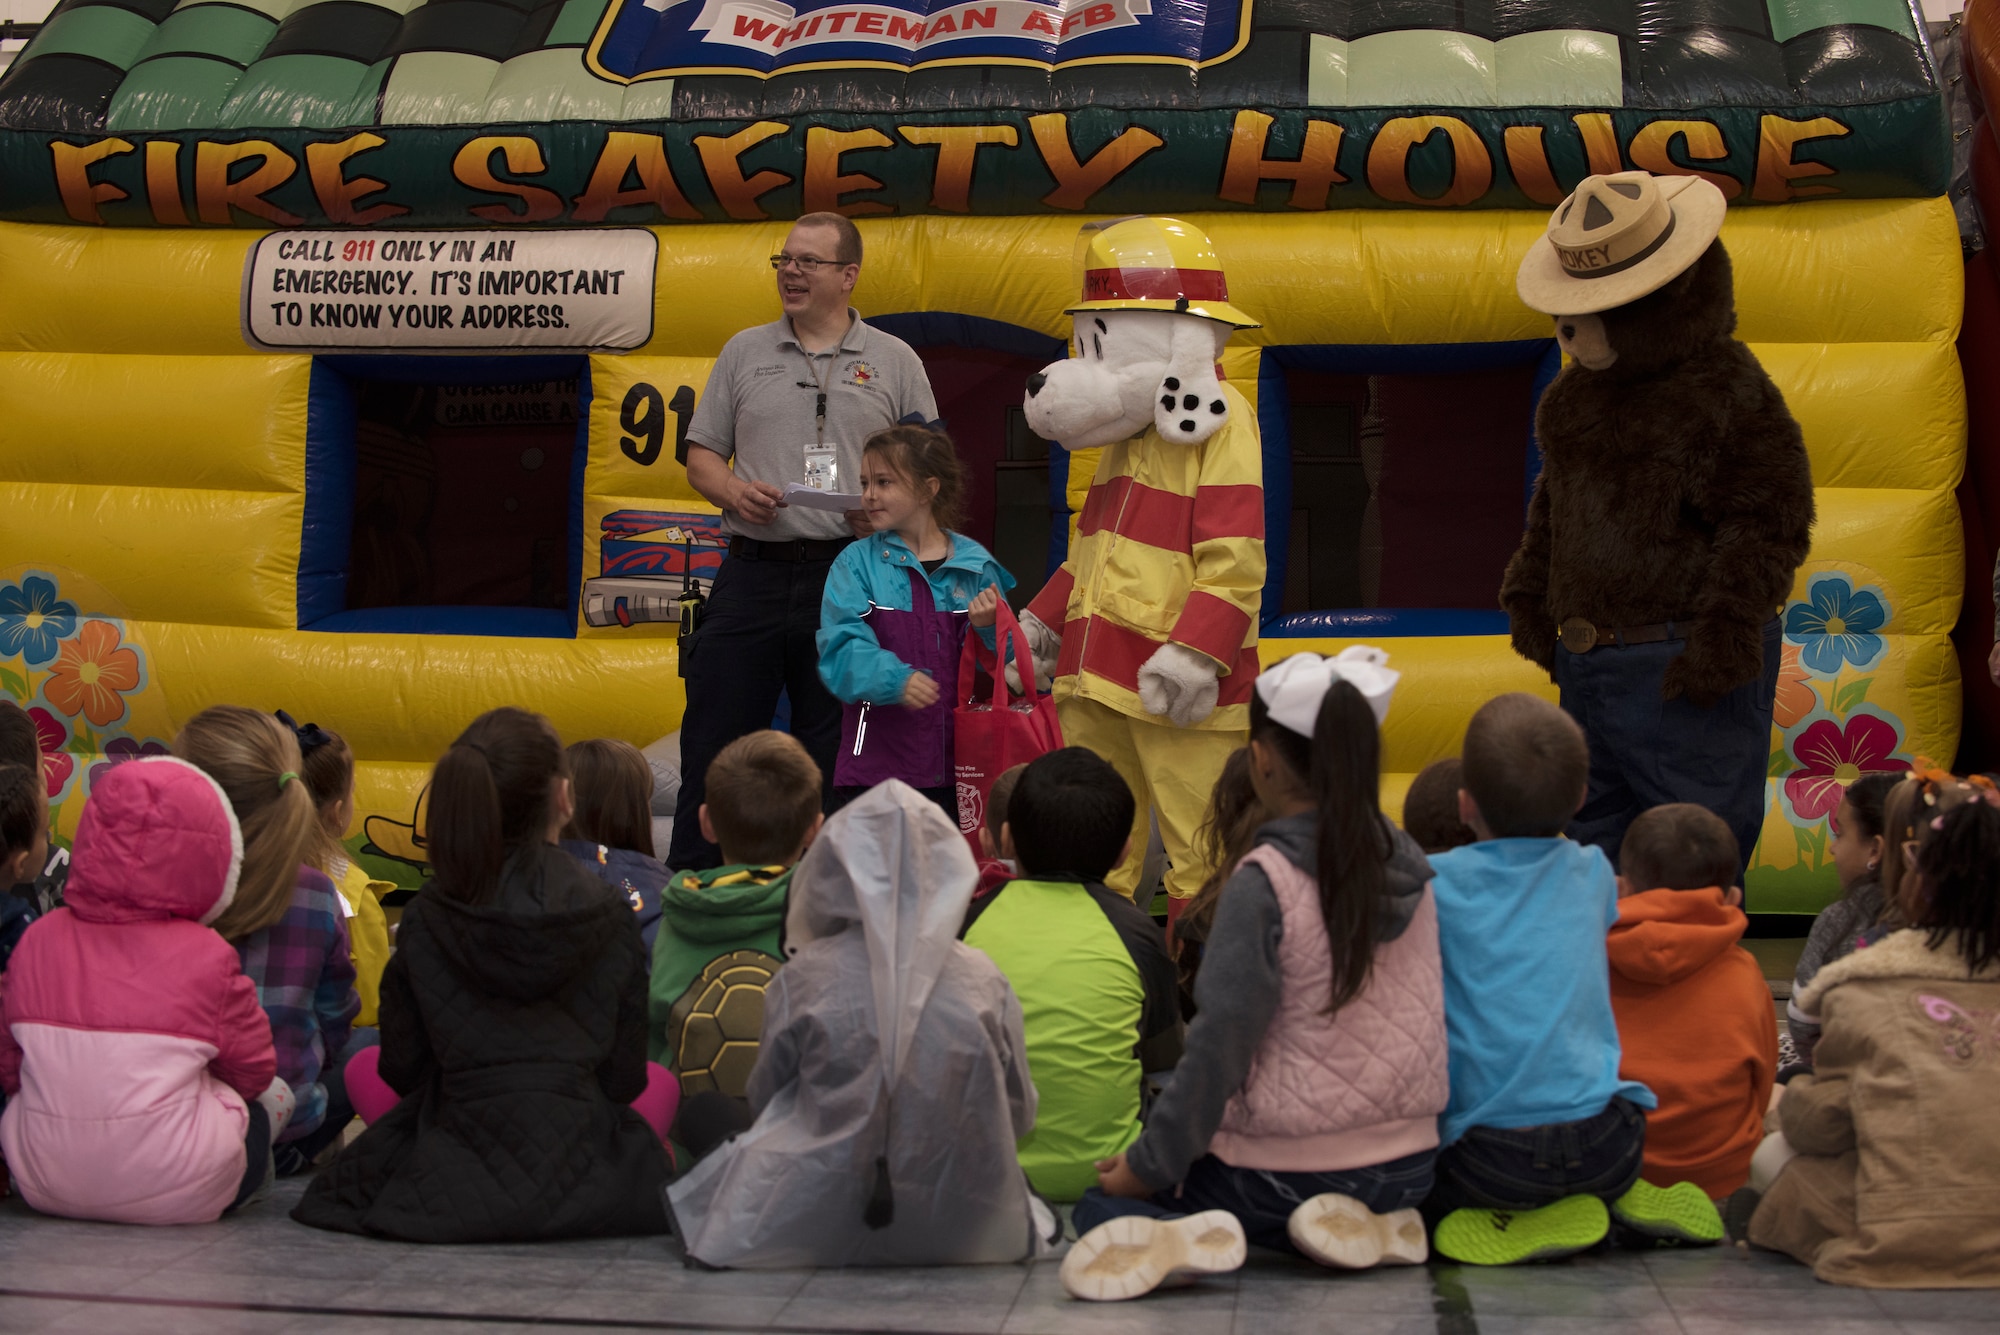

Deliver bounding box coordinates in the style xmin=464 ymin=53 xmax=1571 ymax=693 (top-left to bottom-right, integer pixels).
xmin=1504 ymin=172 xmax=1814 ymax=872
xmin=1019 ymin=217 xmax=1266 ymax=911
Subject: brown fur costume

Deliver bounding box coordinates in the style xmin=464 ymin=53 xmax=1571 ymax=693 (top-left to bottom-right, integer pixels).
xmin=1501 ymin=241 xmax=1816 ymax=707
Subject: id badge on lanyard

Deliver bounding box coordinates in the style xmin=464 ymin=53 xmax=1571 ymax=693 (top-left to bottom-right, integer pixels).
xmin=803 ymin=443 xmax=839 ymax=492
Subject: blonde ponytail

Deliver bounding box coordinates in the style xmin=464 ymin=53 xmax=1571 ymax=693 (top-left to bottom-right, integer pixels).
xmin=176 ymin=705 xmax=320 ymax=942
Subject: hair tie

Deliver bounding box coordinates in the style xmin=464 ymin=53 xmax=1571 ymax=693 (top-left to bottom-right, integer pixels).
xmin=275 ymin=709 xmax=334 ymax=757
xmin=278 ymin=771 xmax=298 ymax=789
xmin=897 ymin=411 xmax=948 ymax=433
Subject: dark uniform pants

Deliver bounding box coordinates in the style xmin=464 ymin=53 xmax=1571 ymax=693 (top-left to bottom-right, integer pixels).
xmin=1555 ymin=617 xmax=1781 ymax=879
xmin=667 ymin=551 xmax=843 ymax=871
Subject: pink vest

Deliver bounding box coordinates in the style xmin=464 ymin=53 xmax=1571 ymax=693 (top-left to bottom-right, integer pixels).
xmin=1210 ymin=844 xmax=1448 ymax=1172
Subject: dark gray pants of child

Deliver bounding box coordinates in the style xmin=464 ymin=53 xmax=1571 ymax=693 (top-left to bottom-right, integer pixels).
xmin=1423 ymin=1096 xmax=1646 ymax=1224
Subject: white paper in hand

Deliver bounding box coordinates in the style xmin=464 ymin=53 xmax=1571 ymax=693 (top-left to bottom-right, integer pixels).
xmin=782 ymin=483 xmax=864 ymax=513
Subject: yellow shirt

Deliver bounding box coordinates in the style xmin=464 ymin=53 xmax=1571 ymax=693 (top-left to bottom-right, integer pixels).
xmin=331 ymin=857 xmax=396 ymax=1027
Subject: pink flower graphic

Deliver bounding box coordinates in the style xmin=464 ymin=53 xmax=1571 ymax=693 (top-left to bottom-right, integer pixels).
xmin=1784 ymin=713 xmax=1904 ymax=822
xmin=27 ymin=705 xmax=72 ymax=799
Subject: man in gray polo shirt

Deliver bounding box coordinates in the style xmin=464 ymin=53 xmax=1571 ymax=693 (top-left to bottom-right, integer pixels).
xmin=668 ymin=211 xmax=938 ymax=870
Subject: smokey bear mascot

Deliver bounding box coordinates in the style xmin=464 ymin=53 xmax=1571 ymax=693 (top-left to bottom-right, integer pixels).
xmin=1504 ymin=171 xmax=1815 ymax=874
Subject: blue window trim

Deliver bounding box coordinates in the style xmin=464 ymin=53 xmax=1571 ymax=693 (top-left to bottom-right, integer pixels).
xmin=1256 ymin=339 xmax=1558 ymax=635
xmin=298 ymin=354 xmax=591 ymax=640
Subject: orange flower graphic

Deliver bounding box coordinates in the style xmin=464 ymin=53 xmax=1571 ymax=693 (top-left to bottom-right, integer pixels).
xmin=1773 ymin=641 xmax=1814 ymax=729
xmin=46 ymin=620 xmax=140 ymax=727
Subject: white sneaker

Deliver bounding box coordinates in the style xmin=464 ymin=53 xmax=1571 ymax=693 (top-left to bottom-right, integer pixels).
xmin=1287 ymin=1193 xmax=1428 ymax=1269
xmin=1060 ymin=1210 xmax=1246 ymax=1302
xmin=256 ymin=1077 xmax=296 ymax=1139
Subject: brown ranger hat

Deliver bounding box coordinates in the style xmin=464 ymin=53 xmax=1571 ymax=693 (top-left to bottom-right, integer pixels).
xmin=1516 ymin=170 xmax=1728 ymax=316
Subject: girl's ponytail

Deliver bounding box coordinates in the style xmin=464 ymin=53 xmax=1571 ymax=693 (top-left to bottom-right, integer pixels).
xmin=1309 ymin=679 xmax=1390 ymax=1014
xmin=176 ymin=706 xmax=320 ymax=942
xmin=425 ymin=707 xmax=566 ymax=905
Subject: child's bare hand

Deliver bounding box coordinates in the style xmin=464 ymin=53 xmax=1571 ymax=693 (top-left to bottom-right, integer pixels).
xmin=902 ymin=671 xmax=941 ymax=710
xmin=968 ymin=585 xmax=1001 ymax=629
xmin=1095 ymin=1153 xmax=1151 ymax=1199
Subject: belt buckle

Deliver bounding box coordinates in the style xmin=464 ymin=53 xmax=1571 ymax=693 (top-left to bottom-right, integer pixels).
xmin=1559 ymin=618 xmax=1598 ymax=654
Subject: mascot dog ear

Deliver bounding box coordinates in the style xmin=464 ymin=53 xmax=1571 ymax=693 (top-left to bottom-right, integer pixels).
xmin=1152 ymin=316 xmax=1232 ymax=446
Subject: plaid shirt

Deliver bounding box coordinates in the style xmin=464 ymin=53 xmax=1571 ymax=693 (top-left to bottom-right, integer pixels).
xmin=236 ymin=868 xmax=359 ymax=1141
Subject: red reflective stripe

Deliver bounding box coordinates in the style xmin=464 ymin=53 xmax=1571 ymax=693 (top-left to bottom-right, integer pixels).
xmin=1171 ymin=591 xmax=1254 ymax=667
xmin=1056 ymin=615 xmax=1261 ymax=704
xmin=1026 ymin=566 xmax=1075 ymax=630
xmin=1075 ymin=474 xmax=1130 ymax=538
xmin=1078 ymin=477 xmax=1196 ymax=553
xmin=1082 ymin=266 xmax=1231 ymax=304
xmin=1190 ymin=484 xmax=1265 ymax=544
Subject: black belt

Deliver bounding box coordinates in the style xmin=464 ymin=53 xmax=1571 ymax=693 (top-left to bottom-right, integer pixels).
xmin=1559 ymin=617 xmax=1679 ymax=653
xmin=728 ymin=535 xmax=852 ymax=563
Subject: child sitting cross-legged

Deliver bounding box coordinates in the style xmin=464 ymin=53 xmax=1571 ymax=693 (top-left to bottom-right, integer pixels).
xmin=1063 ymin=649 xmax=1445 ymax=1302
xmin=1748 ymin=767 xmax=2000 ymax=1286
xmin=293 ymin=707 xmax=675 ymax=1242
xmin=1609 ymin=804 xmax=1775 ymax=1208
xmin=667 ymin=781 xmax=1058 ymax=1267
xmin=1425 ymin=693 xmax=1709 ymax=1265
xmin=650 ymin=731 xmax=820 ymax=1152
xmin=562 ymin=738 xmax=671 ymax=959
xmin=961 ymin=747 xmax=1179 ymax=1203
xmin=972 ymin=762 xmax=1027 ymax=900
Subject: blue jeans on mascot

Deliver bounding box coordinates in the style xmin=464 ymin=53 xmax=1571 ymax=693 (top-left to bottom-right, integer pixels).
xmin=1555 ymin=617 xmax=1781 ymax=876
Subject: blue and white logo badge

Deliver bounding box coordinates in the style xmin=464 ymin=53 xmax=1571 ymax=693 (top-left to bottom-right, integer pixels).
xmin=590 ymin=0 xmax=1250 ymax=80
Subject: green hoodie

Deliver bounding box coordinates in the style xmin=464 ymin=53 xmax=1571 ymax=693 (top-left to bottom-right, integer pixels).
xmin=647 ymin=864 xmax=792 ymax=1088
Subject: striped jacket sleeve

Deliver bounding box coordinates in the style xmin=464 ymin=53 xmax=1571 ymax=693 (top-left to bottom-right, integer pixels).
xmin=1169 ymin=412 xmax=1265 ymax=671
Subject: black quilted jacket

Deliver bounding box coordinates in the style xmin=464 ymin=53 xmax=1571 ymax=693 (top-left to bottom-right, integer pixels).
xmin=293 ymin=843 xmax=671 ymax=1241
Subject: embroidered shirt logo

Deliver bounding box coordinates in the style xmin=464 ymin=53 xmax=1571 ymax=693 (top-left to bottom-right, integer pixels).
xmin=845 ymin=359 xmax=880 ymax=386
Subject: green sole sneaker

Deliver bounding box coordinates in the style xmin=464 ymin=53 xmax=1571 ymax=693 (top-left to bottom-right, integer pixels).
xmin=1612 ymin=1180 xmax=1725 ymax=1245
xmin=1433 ymin=1195 xmax=1610 ymax=1266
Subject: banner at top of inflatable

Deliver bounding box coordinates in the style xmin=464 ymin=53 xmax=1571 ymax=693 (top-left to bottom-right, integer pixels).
xmin=0 ymin=0 xmax=1950 ymax=224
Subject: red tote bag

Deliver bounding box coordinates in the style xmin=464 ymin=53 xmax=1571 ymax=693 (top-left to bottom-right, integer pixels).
xmin=953 ymin=599 xmax=1064 ymax=851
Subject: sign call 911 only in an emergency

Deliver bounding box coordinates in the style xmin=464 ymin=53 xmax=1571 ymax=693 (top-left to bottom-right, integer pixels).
xmin=242 ymin=228 xmax=658 ymax=352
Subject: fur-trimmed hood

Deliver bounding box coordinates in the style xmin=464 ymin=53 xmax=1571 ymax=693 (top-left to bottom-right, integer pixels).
xmin=1797 ymin=927 xmax=2000 ymax=1014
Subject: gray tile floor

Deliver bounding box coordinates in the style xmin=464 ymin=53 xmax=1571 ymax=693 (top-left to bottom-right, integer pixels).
xmin=0 ymin=1179 xmax=1976 ymax=1335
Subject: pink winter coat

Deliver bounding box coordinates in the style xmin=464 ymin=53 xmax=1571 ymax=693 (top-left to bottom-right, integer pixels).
xmin=0 ymin=757 xmax=276 ymax=1224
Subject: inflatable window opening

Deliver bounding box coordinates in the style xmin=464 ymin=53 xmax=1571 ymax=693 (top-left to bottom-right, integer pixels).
xmin=0 ymin=0 xmax=1966 ymax=912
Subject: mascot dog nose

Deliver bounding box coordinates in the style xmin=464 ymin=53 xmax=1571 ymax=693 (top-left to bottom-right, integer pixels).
xmin=1560 ymin=324 xmax=1577 ymax=341
xmin=1025 ymin=372 xmax=1047 ymax=397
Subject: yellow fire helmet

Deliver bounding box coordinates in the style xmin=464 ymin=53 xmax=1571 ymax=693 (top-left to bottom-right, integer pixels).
xmin=1065 ymin=216 xmax=1261 ymax=330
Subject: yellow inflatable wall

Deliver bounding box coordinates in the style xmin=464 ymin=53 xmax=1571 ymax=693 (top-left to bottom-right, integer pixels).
xmin=0 ymin=197 xmax=1962 ymax=906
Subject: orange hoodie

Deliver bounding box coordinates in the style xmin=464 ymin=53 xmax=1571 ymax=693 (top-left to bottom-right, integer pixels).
xmin=1608 ymin=887 xmax=1776 ymax=1198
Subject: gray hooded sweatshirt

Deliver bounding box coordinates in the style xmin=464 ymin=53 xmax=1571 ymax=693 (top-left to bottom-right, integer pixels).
xmin=1126 ymin=813 xmax=1433 ymax=1189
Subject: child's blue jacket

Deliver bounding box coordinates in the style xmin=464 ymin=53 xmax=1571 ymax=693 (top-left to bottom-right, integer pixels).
xmin=817 ymin=530 xmax=1014 ymax=705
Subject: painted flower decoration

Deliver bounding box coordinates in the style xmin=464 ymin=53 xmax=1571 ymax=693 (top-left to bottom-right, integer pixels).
xmin=1773 ymin=642 xmax=1814 ymax=729
xmin=1784 ymin=576 xmax=1886 ymax=675
xmin=87 ymin=735 xmax=171 ymax=791
xmin=1784 ymin=713 xmax=1904 ymax=822
xmin=27 ymin=706 xmax=72 ymax=799
xmin=0 ymin=576 xmax=78 ymax=667
xmin=46 ymin=620 xmax=141 ymax=728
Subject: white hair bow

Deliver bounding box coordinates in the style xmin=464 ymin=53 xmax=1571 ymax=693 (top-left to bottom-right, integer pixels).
xmin=1256 ymin=646 xmax=1398 ymax=737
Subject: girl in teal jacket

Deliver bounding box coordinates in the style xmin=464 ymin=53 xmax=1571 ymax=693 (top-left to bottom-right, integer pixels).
xmin=817 ymin=425 xmax=1014 ymax=812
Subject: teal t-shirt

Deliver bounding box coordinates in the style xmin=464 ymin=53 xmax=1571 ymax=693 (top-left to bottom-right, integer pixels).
xmin=1429 ymin=838 xmax=1656 ymax=1146
xmin=963 ymin=877 xmax=1147 ymax=1201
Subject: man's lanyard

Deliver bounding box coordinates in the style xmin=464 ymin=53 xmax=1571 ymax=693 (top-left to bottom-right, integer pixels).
xmin=793 ymin=327 xmax=843 ymax=446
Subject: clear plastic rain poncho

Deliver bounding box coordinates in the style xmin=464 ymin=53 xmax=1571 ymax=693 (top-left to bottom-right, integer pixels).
xmin=666 ymin=781 xmax=1041 ymax=1268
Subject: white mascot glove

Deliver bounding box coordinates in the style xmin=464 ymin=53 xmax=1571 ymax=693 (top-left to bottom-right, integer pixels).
xmin=1138 ymin=642 xmax=1220 ymax=727
xmin=1004 ymin=610 xmax=1063 ymax=696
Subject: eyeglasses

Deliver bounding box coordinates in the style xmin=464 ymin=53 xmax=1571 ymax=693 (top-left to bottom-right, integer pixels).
xmin=770 ymin=253 xmax=846 ymax=274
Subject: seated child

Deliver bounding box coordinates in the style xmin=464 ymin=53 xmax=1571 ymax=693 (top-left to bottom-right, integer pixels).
xmin=284 ymin=712 xmax=395 ymax=1029
xmin=1609 ymin=804 xmax=1775 ymax=1200
xmin=973 ymin=762 xmax=1027 ymax=900
xmin=650 ymin=731 xmax=819 ymax=1102
xmin=1787 ymin=772 xmax=1899 ymax=1071
xmin=1 ymin=758 xmax=294 ymax=1223
xmin=178 ymin=707 xmax=363 ymax=1176
xmin=562 ymin=738 xmax=670 ymax=957
xmin=667 ymin=781 xmax=1055 ymax=1267
xmin=1402 ymin=757 xmax=1476 ymax=855
xmin=1065 ymin=650 xmax=1444 ymax=1302
xmin=1 ymin=719 xmax=45 ymax=970
xmin=1425 ymin=693 xmax=1699 ymax=1264
xmin=295 ymin=707 xmax=674 ymax=1242
xmin=962 ymin=748 xmax=1178 ymax=1201
xmin=2 ymin=700 xmax=61 ymax=930
xmin=1172 ymin=747 xmax=1263 ymax=1021
xmin=1749 ymin=770 xmax=2000 ymax=1287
